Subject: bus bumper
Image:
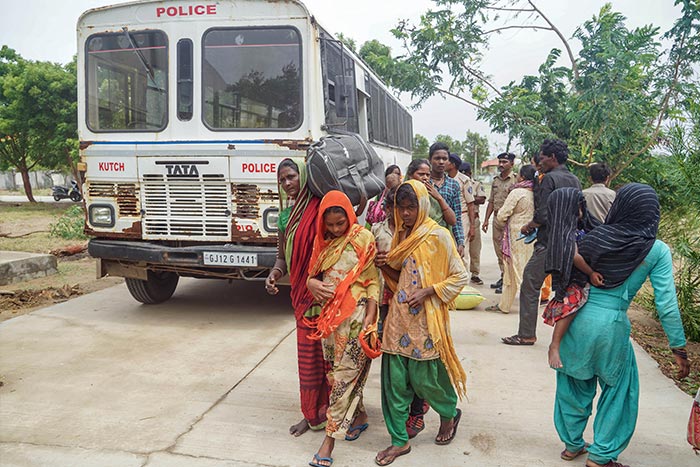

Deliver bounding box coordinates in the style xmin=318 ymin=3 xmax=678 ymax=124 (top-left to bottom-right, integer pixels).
xmin=88 ymin=239 xmax=278 ymax=281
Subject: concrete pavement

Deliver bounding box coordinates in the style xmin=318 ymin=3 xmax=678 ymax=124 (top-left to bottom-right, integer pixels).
xmin=0 ymin=232 xmax=695 ymax=466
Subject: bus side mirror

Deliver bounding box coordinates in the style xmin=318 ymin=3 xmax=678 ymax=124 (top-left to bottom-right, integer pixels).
xmin=334 ymin=75 xmax=356 ymax=118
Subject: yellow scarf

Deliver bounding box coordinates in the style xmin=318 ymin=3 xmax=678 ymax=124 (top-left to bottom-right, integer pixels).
xmin=386 ymin=180 xmax=467 ymax=398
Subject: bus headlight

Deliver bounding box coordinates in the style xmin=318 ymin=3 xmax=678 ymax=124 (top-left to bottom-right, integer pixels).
xmin=89 ymin=204 xmax=115 ymax=227
xmin=263 ymin=207 xmax=279 ymax=232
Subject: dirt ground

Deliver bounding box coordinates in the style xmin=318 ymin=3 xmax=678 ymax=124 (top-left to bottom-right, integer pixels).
xmin=0 ymin=202 xmax=122 ymax=322
xmin=1 ymin=201 xmax=697 ymax=395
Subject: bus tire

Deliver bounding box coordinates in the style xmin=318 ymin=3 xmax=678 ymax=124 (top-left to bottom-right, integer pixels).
xmin=125 ymin=271 xmax=179 ymax=304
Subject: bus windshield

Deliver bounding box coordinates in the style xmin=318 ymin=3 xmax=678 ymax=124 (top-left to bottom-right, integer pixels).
xmin=85 ymin=30 xmax=168 ymax=132
xmin=202 ymin=27 xmax=302 ymax=130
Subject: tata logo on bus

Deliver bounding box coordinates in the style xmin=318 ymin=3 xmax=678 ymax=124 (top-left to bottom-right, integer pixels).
xmin=155 ymin=4 xmax=217 ymax=18
xmin=165 ymin=164 xmax=199 ymax=177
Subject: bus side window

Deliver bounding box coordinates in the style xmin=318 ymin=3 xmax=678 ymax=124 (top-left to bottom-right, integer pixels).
xmin=177 ymin=39 xmax=193 ymax=121
xmin=320 ymin=30 xmax=358 ymax=133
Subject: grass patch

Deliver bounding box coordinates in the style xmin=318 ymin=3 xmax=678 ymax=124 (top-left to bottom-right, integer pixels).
xmin=0 ymin=188 xmax=53 ymax=197
xmin=0 ymin=202 xmax=86 ymax=253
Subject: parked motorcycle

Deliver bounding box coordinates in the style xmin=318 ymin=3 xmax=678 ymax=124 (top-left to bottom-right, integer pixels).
xmin=52 ymin=180 xmax=82 ymax=202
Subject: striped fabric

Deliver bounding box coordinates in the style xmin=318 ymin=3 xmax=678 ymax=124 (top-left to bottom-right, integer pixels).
xmin=545 ymin=188 xmax=599 ymax=300
xmin=578 ymin=183 xmax=660 ymax=289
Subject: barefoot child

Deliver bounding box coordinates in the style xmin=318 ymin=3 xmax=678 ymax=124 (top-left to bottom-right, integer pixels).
xmin=306 ymin=191 xmax=380 ymax=467
xmin=543 ymin=188 xmax=603 ymax=369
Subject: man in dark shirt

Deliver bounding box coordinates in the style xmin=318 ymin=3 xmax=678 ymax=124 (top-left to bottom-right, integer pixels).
xmin=502 ymin=138 xmax=581 ymax=345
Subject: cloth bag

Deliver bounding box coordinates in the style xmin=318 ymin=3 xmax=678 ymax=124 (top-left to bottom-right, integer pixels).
xmin=688 ymin=387 xmax=700 ymax=453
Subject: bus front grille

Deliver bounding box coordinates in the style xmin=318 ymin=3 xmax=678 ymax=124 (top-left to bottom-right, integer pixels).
xmin=141 ymin=175 xmax=230 ymax=240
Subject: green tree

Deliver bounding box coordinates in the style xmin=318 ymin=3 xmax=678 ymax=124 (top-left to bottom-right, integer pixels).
xmin=0 ymin=47 xmax=78 ymax=202
xmin=379 ymin=1 xmax=699 ymax=181
xmin=413 ymin=133 xmax=429 ymax=159
xmin=462 ymin=130 xmax=491 ymax=169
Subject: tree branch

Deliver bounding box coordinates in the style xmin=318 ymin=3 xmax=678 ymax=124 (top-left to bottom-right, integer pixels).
xmin=462 ymin=64 xmax=504 ymax=98
xmin=527 ymin=0 xmax=579 ymax=82
xmin=438 ymin=88 xmax=488 ymax=111
xmin=483 ymin=6 xmax=535 ymax=13
xmin=484 ymin=25 xmax=552 ymax=35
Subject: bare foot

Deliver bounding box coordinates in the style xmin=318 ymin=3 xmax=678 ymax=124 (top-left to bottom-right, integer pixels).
xmin=375 ymin=444 xmax=411 ymax=466
xmin=548 ymin=344 xmax=563 ymax=369
xmin=289 ymin=418 xmax=310 ymax=437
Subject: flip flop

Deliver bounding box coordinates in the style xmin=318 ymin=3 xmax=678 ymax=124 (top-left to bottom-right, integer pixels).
xmin=345 ymin=422 xmax=369 ymax=441
xmin=561 ymin=445 xmax=587 ymax=461
xmin=435 ymin=408 xmax=462 ymax=445
xmin=309 ymin=453 xmax=333 ymax=467
xmin=501 ymin=335 xmax=535 ymax=346
xmin=374 ymin=446 xmax=412 ymax=466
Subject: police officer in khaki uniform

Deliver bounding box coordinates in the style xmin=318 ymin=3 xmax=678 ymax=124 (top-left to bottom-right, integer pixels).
xmin=481 ymin=153 xmax=517 ymax=293
xmin=460 ymin=162 xmax=486 ymax=285
xmin=447 ymin=154 xmax=475 ymax=270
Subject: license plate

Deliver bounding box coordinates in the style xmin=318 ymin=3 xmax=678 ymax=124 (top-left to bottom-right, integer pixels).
xmin=202 ymin=252 xmax=258 ymax=267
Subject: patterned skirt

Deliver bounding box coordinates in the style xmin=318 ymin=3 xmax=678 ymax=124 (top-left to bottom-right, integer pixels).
xmin=542 ymin=283 xmax=590 ymax=326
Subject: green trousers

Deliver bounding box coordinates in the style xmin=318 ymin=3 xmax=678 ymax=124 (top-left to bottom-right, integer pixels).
xmin=381 ymin=353 xmax=458 ymax=446
xmin=554 ymin=348 xmax=639 ymax=465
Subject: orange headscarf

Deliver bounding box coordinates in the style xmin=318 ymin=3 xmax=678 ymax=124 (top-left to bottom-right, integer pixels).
xmin=307 ymin=191 xmax=377 ymax=339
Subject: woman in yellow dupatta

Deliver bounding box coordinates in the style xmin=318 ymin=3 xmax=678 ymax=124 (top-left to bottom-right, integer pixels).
xmin=374 ymin=180 xmax=468 ymax=466
xmin=305 ymin=190 xmax=380 ymax=467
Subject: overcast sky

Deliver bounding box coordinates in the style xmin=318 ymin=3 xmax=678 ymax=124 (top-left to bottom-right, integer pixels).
xmin=0 ymin=0 xmax=682 ymax=154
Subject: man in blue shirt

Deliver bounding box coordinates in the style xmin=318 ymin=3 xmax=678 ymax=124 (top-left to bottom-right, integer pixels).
xmin=429 ymin=142 xmax=465 ymax=255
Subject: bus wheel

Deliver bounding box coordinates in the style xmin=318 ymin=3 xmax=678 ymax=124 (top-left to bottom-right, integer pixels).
xmin=125 ymin=271 xmax=179 ymax=304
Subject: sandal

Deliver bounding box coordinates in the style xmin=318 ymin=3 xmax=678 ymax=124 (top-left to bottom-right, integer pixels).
xmin=435 ymin=408 xmax=462 ymax=445
xmin=501 ymin=335 xmax=536 ymax=346
xmin=309 ymin=453 xmax=333 ymax=467
xmin=374 ymin=446 xmax=411 ymax=466
xmin=561 ymin=445 xmax=587 ymax=461
xmin=406 ymin=415 xmax=424 ymax=439
xmin=486 ymin=304 xmax=509 ymax=313
xmin=345 ymin=422 xmax=369 ymax=441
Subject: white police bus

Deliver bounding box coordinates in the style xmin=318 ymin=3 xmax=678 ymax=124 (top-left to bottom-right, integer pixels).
xmin=78 ymin=0 xmax=412 ymax=303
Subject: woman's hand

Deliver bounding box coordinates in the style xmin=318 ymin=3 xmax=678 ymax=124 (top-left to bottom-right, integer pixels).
xmin=589 ymin=271 xmax=605 ymax=287
xmin=674 ymin=351 xmax=690 ymax=379
xmin=363 ymin=300 xmax=378 ymax=330
xmin=265 ymin=270 xmax=282 ymax=295
xmin=407 ymin=287 xmax=434 ymax=308
xmin=307 ymin=278 xmax=335 ymax=302
xmin=375 ymin=251 xmax=389 ymax=268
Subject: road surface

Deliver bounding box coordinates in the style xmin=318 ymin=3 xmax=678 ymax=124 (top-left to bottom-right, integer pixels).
xmin=0 ymin=234 xmax=695 ymax=466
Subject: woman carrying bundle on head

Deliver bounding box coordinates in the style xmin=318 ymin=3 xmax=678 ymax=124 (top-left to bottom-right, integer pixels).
xmin=265 ymin=158 xmax=329 ymax=437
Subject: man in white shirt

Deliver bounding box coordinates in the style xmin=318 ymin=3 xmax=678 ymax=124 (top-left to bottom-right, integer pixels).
xmin=583 ymin=163 xmax=616 ymax=223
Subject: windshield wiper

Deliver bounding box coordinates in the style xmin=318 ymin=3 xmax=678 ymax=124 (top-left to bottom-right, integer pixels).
xmin=121 ymin=27 xmax=164 ymax=92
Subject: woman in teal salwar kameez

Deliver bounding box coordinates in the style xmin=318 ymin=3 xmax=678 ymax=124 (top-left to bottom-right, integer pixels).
xmin=553 ymin=184 xmax=690 ymax=467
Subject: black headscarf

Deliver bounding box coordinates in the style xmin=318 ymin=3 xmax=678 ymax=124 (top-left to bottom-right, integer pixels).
xmin=577 ymin=183 xmax=660 ymax=289
xmin=545 ymin=187 xmax=600 ymax=300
